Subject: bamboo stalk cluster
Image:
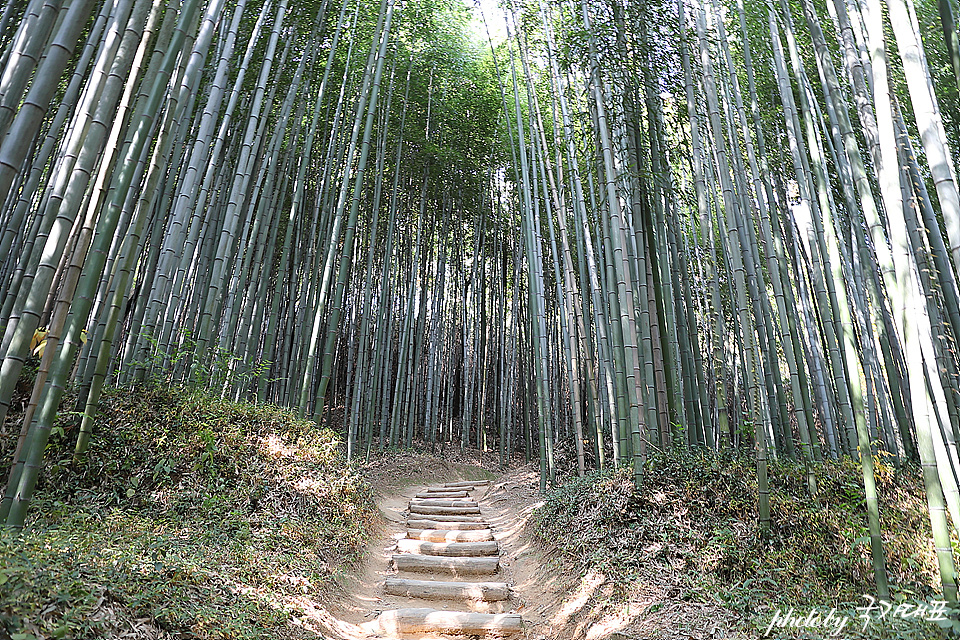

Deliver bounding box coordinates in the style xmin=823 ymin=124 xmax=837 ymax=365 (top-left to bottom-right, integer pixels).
xmin=1 ymin=0 xmax=960 ymax=603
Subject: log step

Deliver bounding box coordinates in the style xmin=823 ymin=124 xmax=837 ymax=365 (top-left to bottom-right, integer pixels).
xmin=444 ymin=480 xmax=489 ymax=488
xmin=396 ymin=538 xmax=499 ymax=557
xmin=363 ymin=608 xmax=521 ymax=635
xmin=393 ymin=553 xmax=499 ymax=575
xmin=384 ymin=578 xmax=510 ymax=602
xmin=406 ymin=528 xmax=495 ymax=542
xmin=415 ymin=490 xmax=469 ymax=498
xmin=409 ymin=513 xmax=484 ymax=522
xmin=406 ymin=519 xmax=490 ymax=530
xmin=410 ymin=498 xmax=478 ymax=507
xmin=422 ymin=489 xmax=474 ymax=494
xmin=410 ymin=504 xmax=481 ymax=516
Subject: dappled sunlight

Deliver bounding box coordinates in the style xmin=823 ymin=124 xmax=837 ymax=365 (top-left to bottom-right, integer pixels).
xmin=288 ymin=596 xmax=368 ymax=639
xmin=294 ymin=476 xmax=327 ymax=495
xmin=258 ymin=431 xmax=341 ymax=464
xmin=268 ymin=573 xmax=316 ymax=594
xmin=0 ymin=387 xmax=378 ymax=638
xmin=310 ymin=469 xmax=526 ymax=636
xmin=551 ymin=571 xmax=605 ymax=629
xmin=262 ymin=433 xmax=299 ymax=459
xmin=478 ymin=468 xmax=726 ymax=639
xmin=581 ymin=601 xmax=647 ymax=640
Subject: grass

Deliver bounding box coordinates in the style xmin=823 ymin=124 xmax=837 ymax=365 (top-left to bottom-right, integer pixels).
xmin=532 ymin=449 xmax=956 ymax=639
xmin=0 ymin=385 xmax=377 ymax=639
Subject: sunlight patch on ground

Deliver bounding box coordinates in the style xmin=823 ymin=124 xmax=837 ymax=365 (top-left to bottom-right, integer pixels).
xmin=263 ymin=433 xmax=297 ymax=459
xmin=582 ymin=599 xmax=647 ymax=640
xmin=552 ymin=571 xmax=606 ymax=628
xmin=294 ymin=476 xmax=324 ymax=494
xmin=292 ymin=597 xmax=366 ymax=639
xmin=269 ymin=573 xmax=315 ymax=594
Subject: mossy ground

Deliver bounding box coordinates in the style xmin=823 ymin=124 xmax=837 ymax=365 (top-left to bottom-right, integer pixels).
xmin=532 ymin=449 xmax=956 ymax=639
xmin=0 ymin=386 xmax=377 ymax=640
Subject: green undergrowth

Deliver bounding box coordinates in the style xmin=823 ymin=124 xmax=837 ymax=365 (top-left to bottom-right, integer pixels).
xmin=533 ymin=449 xmax=952 ymax=639
xmin=0 ymin=385 xmax=377 ymax=640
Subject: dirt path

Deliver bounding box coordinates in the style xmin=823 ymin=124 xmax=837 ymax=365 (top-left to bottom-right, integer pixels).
xmin=299 ymin=458 xmax=747 ymax=640
xmin=301 ymin=462 xmax=561 ymax=638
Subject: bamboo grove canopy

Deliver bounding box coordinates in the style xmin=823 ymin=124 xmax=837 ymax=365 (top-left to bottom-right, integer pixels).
xmin=2 ymin=0 xmax=960 ymax=603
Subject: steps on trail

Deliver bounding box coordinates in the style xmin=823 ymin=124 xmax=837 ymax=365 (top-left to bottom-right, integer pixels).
xmin=362 ymin=608 xmax=522 ymax=635
xmin=396 ymin=538 xmax=498 ymax=556
xmin=393 ymin=553 xmax=499 ymax=575
xmin=409 ymin=513 xmax=485 ymax=522
xmin=406 ymin=528 xmax=495 ymax=542
xmin=369 ymin=480 xmax=522 ymax=638
xmin=415 ymin=490 xmax=469 ymax=498
xmin=409 ymin=503 xmax=481 ymax=516
xmin=406 ymin=518 xmax=489 ymax=530
xmin=409 ymin=498 xmax=478 ymax=507
xmin=384 ymin=577 xmax=510 ymax=601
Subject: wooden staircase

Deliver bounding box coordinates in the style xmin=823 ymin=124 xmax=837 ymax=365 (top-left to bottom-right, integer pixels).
xmin=362 ymin=481 xmax=523 ymax=637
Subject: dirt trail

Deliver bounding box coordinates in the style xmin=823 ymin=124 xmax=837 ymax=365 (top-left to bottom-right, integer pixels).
xmin=304 ymin=463 xmax=565 ymax=638
xmin=301 ymin=459 xmax=745 ymax=640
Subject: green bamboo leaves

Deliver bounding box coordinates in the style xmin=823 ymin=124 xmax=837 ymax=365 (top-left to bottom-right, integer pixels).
xmin=0 ymin=0 xmax=959 ymax=606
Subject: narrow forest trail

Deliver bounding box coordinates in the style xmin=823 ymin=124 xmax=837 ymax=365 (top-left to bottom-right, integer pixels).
xmin=307 ymin=465 xmax=578 ymax=639
xmin=358 ymin=479 xmax=523 ymax=636
xmin=301 ymin=461 xmax=748 ymax=640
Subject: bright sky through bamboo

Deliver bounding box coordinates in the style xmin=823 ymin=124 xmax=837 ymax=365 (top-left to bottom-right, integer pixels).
xmin=470 ymin=0 xmax=507 ymax=46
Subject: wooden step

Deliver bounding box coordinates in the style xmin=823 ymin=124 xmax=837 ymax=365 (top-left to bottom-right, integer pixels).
xmin=406 ymin=519 xmax=490 ymax=530
xmin=393 ymin=553 xmax=499 ymax=575
xmin=409 ymin=498 xmax=478 ymax=507
xmin=410 ymin=513 xmax=484 ymax=522
xmin=420 ymin=489 xmax=475 ymax=495
xmin=415 ymin=490 xmax=469 ymax=498
xmin=444 ymin=480 xmax=489 ymax=488
xmin=384 ymin=578 xmax=510 ymax=602
xmin=423 ymin=486 xmax=472 ymax=493
xmin=363 ymin=608 xmax=522 ymax=635
xmin=410 ymin=504 xmax=481 ymax=516
xmin=406 ymin=528 xmax=495 ymax=542
xmin=396 ymin=538 xmax=498 ymax=556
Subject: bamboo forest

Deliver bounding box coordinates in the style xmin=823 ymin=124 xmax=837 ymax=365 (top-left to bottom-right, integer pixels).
xmin=2 ymin=0 xmax=960 ymax=635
